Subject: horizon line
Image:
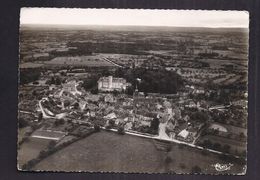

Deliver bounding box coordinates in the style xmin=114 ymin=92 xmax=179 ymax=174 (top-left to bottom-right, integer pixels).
xmin=20 ymin=23 xmax=248 ymax=29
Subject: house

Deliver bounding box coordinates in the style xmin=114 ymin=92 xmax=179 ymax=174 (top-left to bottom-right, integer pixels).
xmin=183 ymin=115 xmax=190 ymax=122
xmin=185 ymin=101 xmax=197 ymax=108
xmin=173 ymin=107 xmax=181 ymax=119
xmin=168 ymin=132 xmax=176 ymax=139
xmin=125 ymin=122 xmax=133 ymax=130
xmin=49 ymin=85 xmax=56 ymax=91
xmin=115 ymin=118 xmax=124 ymax=125
xmin=98 ymin=76 xmax=131 ymax=92
xmin=104 ymin=112 xmax=117 ymax=120
xmin=156 ymin=103 xmax=163 ymax=110
xmin=232 ymin=100 xmax=247 ymax=108
xmin=62 ymin=80 xmax=82 ymax=95
xmin=178 ymin=129 xmax=189 ymax=139
xmin=86 ymin=94 xmax=100 ymax=102
xmin=104 ymin=94 xmax=116 ymax=103
xmin=140 ymin=120 xmax=151 ymax=126
xmin=193 ymin=87 xmax=205 ymax=94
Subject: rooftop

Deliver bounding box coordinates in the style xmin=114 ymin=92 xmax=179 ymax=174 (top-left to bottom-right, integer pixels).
xmin=98 ymin=76 xmax=127 ymax=83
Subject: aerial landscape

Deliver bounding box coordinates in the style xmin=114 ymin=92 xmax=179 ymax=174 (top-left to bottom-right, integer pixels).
xmin=18 ymin=9 xmax=248 ymax=174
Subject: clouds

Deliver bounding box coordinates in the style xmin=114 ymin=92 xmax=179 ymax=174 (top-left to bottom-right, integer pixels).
xmin=20 ymin=8 xmax=249 ymax=28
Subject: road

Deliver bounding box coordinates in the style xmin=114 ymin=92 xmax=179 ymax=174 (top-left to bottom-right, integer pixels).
xmin=101 ymin=57 xmax=123 ymax=68
xmin=103 ymin=127 xmax=241 ymax=159
xmin=19 ymin=110 xmax=37 ymax=117
xmin=158 ymin=122 xmax=170 ymax=140
xmin=39 ymin=98 xmax=67 ymax=119
xmin=39 ymin=98 xmax=54 ymax=119
xmin=31 ymin=129 xmax=67 ymax=141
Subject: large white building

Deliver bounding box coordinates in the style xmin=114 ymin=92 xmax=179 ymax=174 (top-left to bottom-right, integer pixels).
xmin=98 ymin=76 xmax=130 ymax=92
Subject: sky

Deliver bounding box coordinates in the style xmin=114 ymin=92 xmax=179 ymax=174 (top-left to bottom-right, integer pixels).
xmin=20 ymin=8 xmax=249 ymax=28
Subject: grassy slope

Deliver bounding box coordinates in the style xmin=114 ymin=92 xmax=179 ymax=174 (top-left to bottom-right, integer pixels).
xmin=33 ymin=131 xmax=245 ymax=174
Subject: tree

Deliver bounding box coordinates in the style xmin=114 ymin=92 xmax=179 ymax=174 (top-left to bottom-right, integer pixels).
xmin=150 ymin=118 xmax=160 ymax=134
xmin=203 ymin=139 xmax=212 ymax=148
xmin=117 ymin=126 xmax=125 ymax=135
xmin=105 ymin=125 xmax=111 ymax=130
xmin=165 ymin=156 xmax=173 ymax=164
xmin=38 ymin=150 xmax=47 ymax=159
xmin=64 ymin=100 xmax=70 ymax=107
xmin=227 ymin=132 xmax=232 ymax=138
xmin=60 ymin=71 xmax=66 ymax=76
xmin=55 ymin=77 xmax=61 ymax=85
xmin=124 ymin=68 xmax=183 ymax=94
xmin=94 ymin=124 xmax=101 ymax=132
xmin=213 ymin=143 xmax=221 ymax=151
xmin=126 ymin=86 xmax=134 ymax=96
xmin=45 ymin=79 xmax=52 ymax=85
xmin=54 ymin=119 xmax=65 ymax=126
xmin=32 ymin=90 xmax=37 ymax=96
xmin=241 ymin=150 xmax=247 ymax=157
xmin=238 ymin=132 xmax=246 ymax=140
xmin=90 ymin=87 xmax=98 ymax=94
xmin=109 ymin=120 xmax=115 ymax=127
xmin=19 ymin=118 xmax=28 ymax=128
xmin=190 ymin=111 xmax=208 ymax=123
xmin=191 ymin=165 xmax=202 ymax=174
xmin=50 ymin=76 xmax=55 ymax=84
xmin=82 ymin=75 xmax=100 ymax=92
xmin=112 ymin=90 xmax=119 ymax=96
xmin=22 ymin=159 xmax=37 ymax=170
xmin=38 ymin=112 xmax=43 ymax=121
xmin=20 ymin=69 xmax=40 ymax=85
xmin=139 ymin=126 xmax=150 ymax=133
xmin=19 ymin=93 xmax=24 ymax=99
xmin=115 ymin=68 xmax=125 ymax=77
xmin=101 ymin=68 xmax=111 ymax=76
xmin=223 ymin=144 xmax=231 ymax=153
xmin=218 ymin=90 xmax=230 ymax=104
xmin=73 ymin=102 xmax=79 ymax=109
xmin=212 ymin=129 xmax=220 ymax=135
xmin=48 ymin=140 xmax=56 ymax=150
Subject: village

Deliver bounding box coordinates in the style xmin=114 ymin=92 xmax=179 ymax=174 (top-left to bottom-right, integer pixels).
xmin=18 ymin=67 xmax=247 ymax=159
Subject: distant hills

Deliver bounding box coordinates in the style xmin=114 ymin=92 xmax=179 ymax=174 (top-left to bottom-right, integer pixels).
xmin=20 ymin=24 xmax=248 ymax=33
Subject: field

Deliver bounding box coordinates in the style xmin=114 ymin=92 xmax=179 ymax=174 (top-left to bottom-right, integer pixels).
xmin=17 ymin=137 xmax=51 ymax=168
xmin=34 ymin=131 xmax=165 ymax=172
xmin=33 ymin=131 xmax=245 ymax=174
xmin=198 ymin=135 xmax=247 ymax=155
xmin=17 ymin=127 xmax=32 ymax=144
xmin=44 ymin=56 xmax=115 ymax=67
xmin=226 ymin=124 xmax=247 ymax=135
xmin=20 ymin=62 xmax=44 ymax=69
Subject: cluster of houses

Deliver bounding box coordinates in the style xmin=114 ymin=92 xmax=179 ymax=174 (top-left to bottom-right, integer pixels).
xmin=39 ymin=75 xmax=247 ymax=145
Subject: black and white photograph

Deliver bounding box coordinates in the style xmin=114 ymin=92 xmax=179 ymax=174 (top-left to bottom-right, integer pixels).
xmin=18 ymin=8 xmax=249 ymax=174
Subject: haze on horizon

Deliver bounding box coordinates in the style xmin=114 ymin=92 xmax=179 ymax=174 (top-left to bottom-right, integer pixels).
xmin=20 ymin=8 xmax=249 ymax=28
